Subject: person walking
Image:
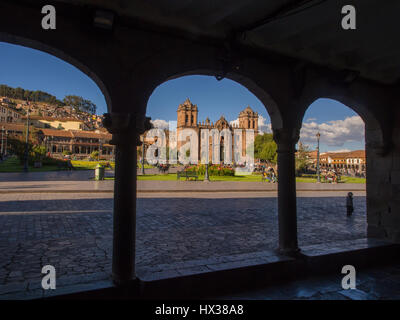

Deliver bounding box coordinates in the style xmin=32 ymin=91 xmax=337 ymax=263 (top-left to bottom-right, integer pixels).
xmin=262 ymin=169 xmax=269 ymax=182
xmin=269 ymin=167 xmax=276 ymax=183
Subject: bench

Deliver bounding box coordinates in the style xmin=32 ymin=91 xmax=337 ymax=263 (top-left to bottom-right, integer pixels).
xmin=177 ymin=170 xmax=198 ymax=181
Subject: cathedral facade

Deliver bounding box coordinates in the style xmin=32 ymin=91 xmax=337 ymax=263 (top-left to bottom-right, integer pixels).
xmin=176 ymin=98 xmax=259 ymax=164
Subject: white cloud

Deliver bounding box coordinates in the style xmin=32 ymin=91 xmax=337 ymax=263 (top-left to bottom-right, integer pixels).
xmin=306 ymin=117 xmax=317 ymax=122
xmin=150 ymin=119 xmax=169 ymax=130
xmin=229 ymin=115 xmax=272 ymax=133
xmin=300 ymin=116 xmax=364 ymax=147
xmin=328 ymin=149 xmax=351 ymax=153
xmin=258 ymin=115 xmax=272 ymax=133
xmin=230 ymin=118 xmax=239 ymax=127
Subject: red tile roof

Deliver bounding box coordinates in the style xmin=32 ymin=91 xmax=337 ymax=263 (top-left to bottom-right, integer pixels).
xmin=0 ymin=122 xmax=25 ymax=131
xmin=39 ymin=128 xmax=73 ymax=138
xmin=22 ymin=115 xmax=84 ymax=122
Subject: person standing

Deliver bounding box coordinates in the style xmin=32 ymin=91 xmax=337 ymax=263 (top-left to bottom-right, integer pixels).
xmin=346 ymin=192 xmax=354 ymax=216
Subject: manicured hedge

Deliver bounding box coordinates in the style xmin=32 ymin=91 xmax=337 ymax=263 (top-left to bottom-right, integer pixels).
xmin=184 ymin=164 xmax=235 ymax=176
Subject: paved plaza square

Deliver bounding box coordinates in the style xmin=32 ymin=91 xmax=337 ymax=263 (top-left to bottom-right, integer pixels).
xmin=0 ymin=192 xmax=366 ymax=298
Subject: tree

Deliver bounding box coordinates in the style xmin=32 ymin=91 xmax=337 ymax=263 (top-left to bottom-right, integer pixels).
xmin=32 ymin=145 xmax=46 ymax=161
xmin=62 ymin=150 xmax=72 ymax=156
xmin=90 ymin=150 xmax=99 ymax=160
xmin=63 ymin=95 xmax=97 ymax=114
xmin=15 ymin=87 xmax=24 ymax=99
xmin=7 ymin=127 xmax=41 ymax=164
xmin=0 ymin=84 xmax=64 ymax=105
xmin=253 ymin=133 xmax=277 ymax=163
xmin=295 ymin=141 xmax=311 ymax=175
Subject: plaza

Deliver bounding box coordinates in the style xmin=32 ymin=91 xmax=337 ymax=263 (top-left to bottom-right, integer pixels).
xmin=0 ymin=175 xmax=368 ymax=298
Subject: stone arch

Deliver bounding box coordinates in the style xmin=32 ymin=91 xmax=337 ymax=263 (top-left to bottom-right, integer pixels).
xmin=0 ymin=33 xmax=112 ymax=112
xmin=298 ymin=94 xmax=379 ymax=133
xmin=144 ymin=69 xmax=283 ymax=130
xmin=134 ymin=43 xmax=286 ymax=130
xmin=296 ymin=79 xmax=389 ymax=154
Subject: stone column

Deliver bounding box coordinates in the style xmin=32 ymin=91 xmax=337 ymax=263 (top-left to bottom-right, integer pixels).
xmin=103 ymin=113 xmax=151 ymax=285
xmin=273 ymin=128 xmax=300 ymax=255
xmin=365 ymin=127 xmax=393 ymax=240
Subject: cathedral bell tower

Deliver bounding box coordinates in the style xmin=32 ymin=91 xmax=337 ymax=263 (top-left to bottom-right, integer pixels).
xmin=177 ymin=98 xmax=198 ymax=128
xmin=238 ymin=106 xmax=259 ymax=131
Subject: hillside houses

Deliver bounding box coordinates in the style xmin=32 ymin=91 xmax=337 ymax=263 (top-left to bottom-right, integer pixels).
xmin=0 ymin=96 xmax=113 ymax=159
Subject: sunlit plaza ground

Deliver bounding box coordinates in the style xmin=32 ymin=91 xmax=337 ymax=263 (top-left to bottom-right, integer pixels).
xmin=0 ymin=176 xmax=368 ymax=298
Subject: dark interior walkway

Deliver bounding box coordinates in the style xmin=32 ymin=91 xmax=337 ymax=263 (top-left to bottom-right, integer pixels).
xmin=213 ymin=262 xmax=400 ymax=300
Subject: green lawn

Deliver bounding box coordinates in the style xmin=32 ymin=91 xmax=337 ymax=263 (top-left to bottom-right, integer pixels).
xmin=136 ymin=173 xmax=265 ymax=181
xmin=295 ymin=176 xmax=366 ymax=184
xmin=0 ymin=157 xmax=60 ymax=172
xmin=136 ymin=173 xmax=366 ymax=183
xmin=71 ymin=160 xmax=115 ymax=170
xmin=338 ymin=176 xmax=366 ymax=183
xmin=0 ymin=157 xmax=116 ymax=172
xmin=0 ymin=157 xmax=367 ymax=184
xmin=135 ymin=173 xmax=366 ymax=183
xmin=137 ymin=162 xmax=154 ymax=169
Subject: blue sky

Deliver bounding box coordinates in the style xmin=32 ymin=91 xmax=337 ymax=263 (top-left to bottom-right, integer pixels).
xmin=0 ymin=42 xmax=106 ymax=114
xmin=0 ymin=42 xmax=364 ymax=151
xmin=148 ymin=77 xmax=364 ymax=152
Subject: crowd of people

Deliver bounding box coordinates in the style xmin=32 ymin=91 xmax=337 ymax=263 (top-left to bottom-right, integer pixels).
xmin=320 ymin=169 xmax=340 ymax=183
xmin=250 ymin=162 xmax=277 ymax=182
xmin=319 ymin=167 xmax=366 ymax=183
xmin=321 ymin=167 xmax=366 ymax=179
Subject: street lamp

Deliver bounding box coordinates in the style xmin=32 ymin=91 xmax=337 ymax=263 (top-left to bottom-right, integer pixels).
xmin=23 ymin=107 xmax=30 ymax=172
xmin=204 ymin=162 xmax=210 ymax=182
xmin=4 ymin=128 xmax=7 ymax=157
xmin=316 ymin=132 xmax=321 ymax=183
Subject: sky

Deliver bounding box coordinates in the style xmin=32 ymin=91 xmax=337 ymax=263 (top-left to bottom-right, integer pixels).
xmin=0 ymin=42 xmax=106 ymax=114
xmin=0 ymin=42 xmax=365 ymax=152
xmin=147 ymin=77 xmax=364 ymax=152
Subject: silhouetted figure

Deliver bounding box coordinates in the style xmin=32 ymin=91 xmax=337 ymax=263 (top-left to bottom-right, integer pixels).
xmin=346 ymin=192 xmax=354 ymax=216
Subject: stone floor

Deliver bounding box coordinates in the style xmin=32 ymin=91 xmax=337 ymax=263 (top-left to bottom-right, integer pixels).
xmin=214 ymin=262 xmax=400 ymax=300
xmin=0 ymin=192 xmax=367 ymax=298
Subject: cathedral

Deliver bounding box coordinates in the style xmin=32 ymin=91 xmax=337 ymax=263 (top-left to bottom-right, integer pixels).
xmin=176 ymin=98 xmax=259 ymax=163
xmin=177 ymin=98 xmax=259 ymax=131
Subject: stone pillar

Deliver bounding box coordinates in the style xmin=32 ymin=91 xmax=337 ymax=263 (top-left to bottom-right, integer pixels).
xmin=103 ymin=113 xmax=151 ymax=285
xmin=273 ymin=128 xmax=300 ymax=255
xmin=365 ymin=127 xmax=393 ymax=240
